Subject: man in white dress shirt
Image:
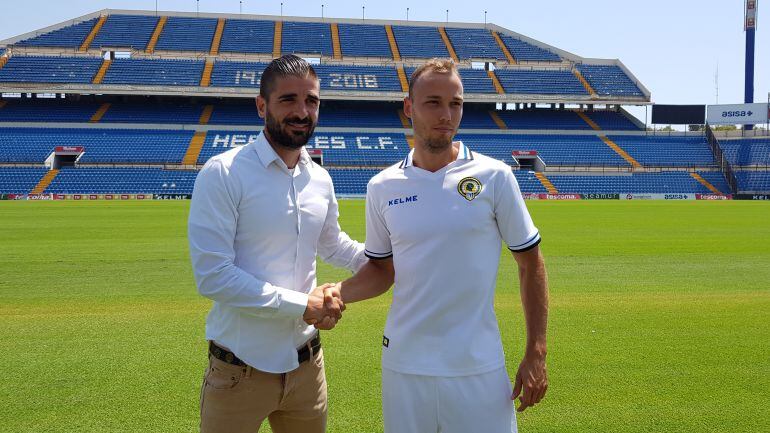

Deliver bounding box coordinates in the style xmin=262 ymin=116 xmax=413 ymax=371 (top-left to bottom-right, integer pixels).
xmin=336 ymin=59 xmax=550 ymax=433
xmin=188 ymin=55 xmax=364 ymax=433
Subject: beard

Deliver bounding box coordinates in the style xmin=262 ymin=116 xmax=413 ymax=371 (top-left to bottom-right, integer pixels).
xmin=264 ymin=111 xmax=316 ymax=150
xmin=423 ymin=135 xmax=453 ymax=153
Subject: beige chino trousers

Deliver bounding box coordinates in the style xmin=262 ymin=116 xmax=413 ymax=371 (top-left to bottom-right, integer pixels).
xmin=200 ymin=347 xmax=327 ymax=433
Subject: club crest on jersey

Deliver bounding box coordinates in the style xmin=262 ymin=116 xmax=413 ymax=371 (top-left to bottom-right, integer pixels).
xmin=457 ymin=177 xmax=482 ymax=201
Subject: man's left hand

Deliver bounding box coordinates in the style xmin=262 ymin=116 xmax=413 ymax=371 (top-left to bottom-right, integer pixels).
xmin=512 ymin=352 xmax=548 ymax=412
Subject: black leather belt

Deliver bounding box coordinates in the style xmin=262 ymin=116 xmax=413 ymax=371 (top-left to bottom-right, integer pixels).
xmin=209 ymin=334 xmax=321 ymax=367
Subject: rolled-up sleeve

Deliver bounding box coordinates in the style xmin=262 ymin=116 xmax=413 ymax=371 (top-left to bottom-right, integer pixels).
xmin=188 ymin=158 xmax=308 ymax=318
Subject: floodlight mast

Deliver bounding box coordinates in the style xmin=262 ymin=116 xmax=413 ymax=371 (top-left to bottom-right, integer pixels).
xmin=744 ymin=0 xmax=758 ymax=129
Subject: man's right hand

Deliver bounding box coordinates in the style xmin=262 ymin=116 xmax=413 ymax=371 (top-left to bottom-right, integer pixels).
xmin=303 ymin=283 xmax=344 ymax=329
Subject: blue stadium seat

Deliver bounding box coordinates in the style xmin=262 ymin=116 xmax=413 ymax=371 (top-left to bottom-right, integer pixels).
xmin=208 ymin=104 xmax=264 ymax=126
xmin=155 ymin=17 xmax=218 ymax=52
xmin=210 ymin=60 xmax=267 ymax=88
xmin=493 ymin=69 xmax=587 ymax=95
xmin=282 ymin=21 xmax=333 ymax=56
xmin=404 ymin=66 xmax=496 ymax=94
xmin=392 ymin=26 xmax=449 ymax=58
xmin=0 ymin=56 xmax=102 ymax=84
xmin=586 ymin=110 xmax=640 ymax=131
xmin=495 ymin=110 xmax=591 ymax=130
xmin=327 ymin=168 xmax=380 ymax=195
xmin=0 ymin=127 xmax=192 ymax=164
xmin=454 ymin=134 xmax=629 ymax=166
xmin=459 ymin=108 xmax=498 ymax=129
xmin=197 ymin=130 xmax=262 ymax=164
xmin=46 ymin=167 xmax=198 ymax=194
xmin=0 ymin=167 xmax=48 ymax=194
xmin=15 ymin=18 xmax=98 ymax=48
xmin=198 ymin=131 xmax=409 ymax=166
xmin=0 ymin=101 xmax=99 ymax=122
xmin=548 ymin=172 xmax=716 ymax=194
xmin=313 ymin=64 xmax=403 ymax=92
xmin=219 ymin=19 xmax=274 ymax=54
xmin=719 ymin=138 xmax=770 ymax=165
xmin=101 ymin=58 xmax=205 ymax=86
xmin=92 ymin=15 xmax=159 ymax=50
xmin=100 ymin=103 xmax=205 ymax=124
xmin=326 ymin=168 xmax=551 ymax=195
xmin=211 ymin=61 xmax=401 ymax=92
xmin=318 ymin=104 xmax=403 ymax=128
xmin=514 ymin=171 xmax=548 ymax=193
xmin=325 ymin=169 xmax=553 ymax=195
xmin=338 ymin=24 xmax=391 ymax=58
xmin=697 ymin=171 xmax=730 ymax=193
xmin=736 ymin=171 xmax=770 ymax=192
xmin=578 ymin=65 xmax=643 ymax=97
xmin=499 ymin=35 xmax=560 ymax=62
xmin=456 ymin=68 xmax=497 ymax=94
xmin=609 ymin=135 xmax=715 ymax=166
xmin=444 ymin=28 xmax=505 ymax=60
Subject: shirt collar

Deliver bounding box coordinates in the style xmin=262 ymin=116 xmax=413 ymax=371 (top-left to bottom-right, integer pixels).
xmin=254 ymin=131 xmax=312 ymax=169
xmin=400 ymin=141 xmax=473 ymax=169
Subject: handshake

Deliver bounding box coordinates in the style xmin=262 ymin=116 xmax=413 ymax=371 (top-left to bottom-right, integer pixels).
xmin=303 ymin=282 xmax=345 ymax=330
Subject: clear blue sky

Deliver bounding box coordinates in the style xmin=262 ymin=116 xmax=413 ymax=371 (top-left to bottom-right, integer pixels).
xmin=1 ymin=0 xmax=768 ymax=122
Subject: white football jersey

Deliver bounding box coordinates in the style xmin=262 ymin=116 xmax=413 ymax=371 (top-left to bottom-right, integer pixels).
xmin=365 ymin=142 xmax=540 ymax=376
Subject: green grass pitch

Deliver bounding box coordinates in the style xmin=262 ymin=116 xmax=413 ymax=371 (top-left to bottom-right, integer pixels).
xmin=1 ymin=200 xmax=768 ymax=433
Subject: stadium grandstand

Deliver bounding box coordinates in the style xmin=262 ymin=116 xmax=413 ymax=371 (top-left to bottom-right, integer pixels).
xmin=0 ymin=8 xmax=765 ymax=199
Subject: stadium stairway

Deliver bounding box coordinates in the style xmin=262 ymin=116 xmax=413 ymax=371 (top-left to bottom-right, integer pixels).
xmin=487 ymin=70 xmax=505 ymax=95
xmin=80 ymin=15 xmax=107 ymax=52
xmin=491 ymin=31 xmax=516 ymax=64
xmin=488 ymin=111 xmax=507 ymax=129
xmin=30 ymin=169 xmax=58 ymax=194
xmin=385 ymin=25 xmax=402 ymax=61
xmin=92 ymin=59 xmax=112 ymax=84
xmin=78 ymin=15 xmax=107 ymax=53
xmin=199 ymin=105 xmax=214 ymax=125
xmin=0 ymin=101 xmax=6 ymax=110
xmin=437 ymin=27 xmax=459 ymax=62
xmin=90 ymin=102 xmax=111 ymax=122
xmin=396 ymin=65 xmax=409 ymax=92
xmin=690 ymin=172 xmax=723 ymax=194
xmin=200 ymin=59 xmax=214 ymax=87
xmin=534 ymin=172 xmax=558 ymax=194
xmin=573 ymin=68 xmax=597 ymax=98
xmin=576 ymin=110 xmax=601 ymax=131
xmin=182 ymin=131 xmax=207 ymax=165
xmin=600 ymin=135 xmax=641 ymax=169
xmin=210 ymin=18 xmax=225 ymax=55
xmin=0 ymin=56 xmax=8 ymax=70
xmin=145 ymin=16 xmax=167 ymax=54
xmin=331 ymin=23 xmax=342 ymax=59
xmin=272 ymin=21 xmax=282 ymax=58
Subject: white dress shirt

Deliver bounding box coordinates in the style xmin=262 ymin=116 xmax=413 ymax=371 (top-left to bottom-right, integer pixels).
xmin=188 ymin=132 xmax=366 ymax=373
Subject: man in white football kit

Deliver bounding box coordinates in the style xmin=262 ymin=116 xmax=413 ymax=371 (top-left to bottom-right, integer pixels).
xmin=336 ymin=59 xmax=549 ymax=433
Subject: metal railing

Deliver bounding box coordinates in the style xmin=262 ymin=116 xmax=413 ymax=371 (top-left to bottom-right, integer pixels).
xmin=705 ymin=124 xmax=738 ymax=193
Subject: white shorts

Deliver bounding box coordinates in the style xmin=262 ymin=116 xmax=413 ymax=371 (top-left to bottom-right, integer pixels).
xmin=382 ymin=367 xmax=517 ymax=433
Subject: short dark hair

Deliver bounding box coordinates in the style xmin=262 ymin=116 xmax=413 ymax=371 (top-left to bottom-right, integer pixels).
xmin=259 ymin=54 xmax=318 ymax=99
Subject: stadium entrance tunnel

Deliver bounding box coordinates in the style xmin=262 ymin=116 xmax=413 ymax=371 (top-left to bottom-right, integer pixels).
xmin=512 ymin=151 xmax=546 ymax=172
xmin=46 ymin=146 xmax=84 ymax=169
